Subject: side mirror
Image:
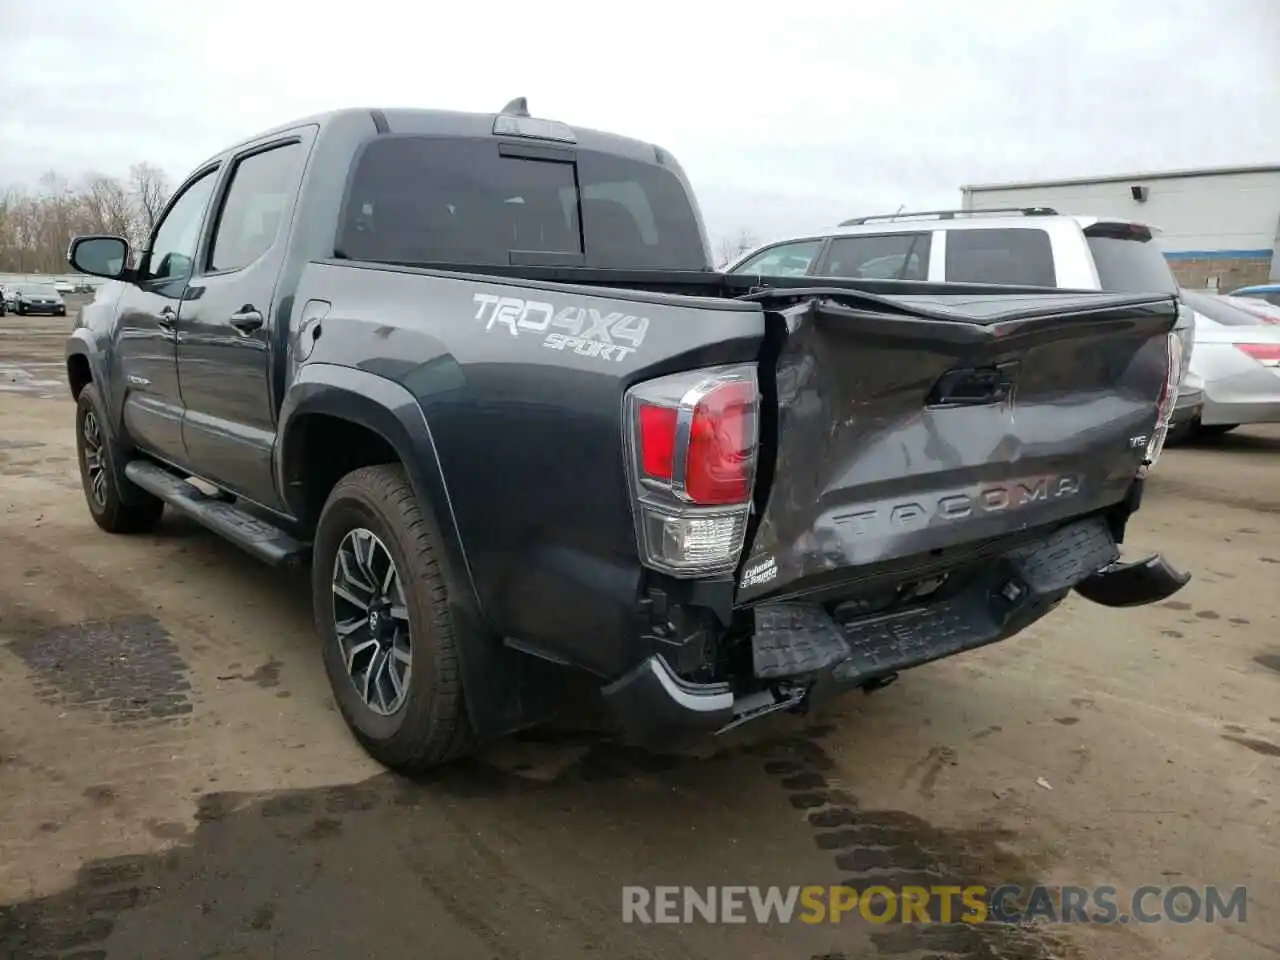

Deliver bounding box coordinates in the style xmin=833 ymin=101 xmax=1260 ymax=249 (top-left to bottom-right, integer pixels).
xmin=68 ymin=235 xmax=132 ymax=280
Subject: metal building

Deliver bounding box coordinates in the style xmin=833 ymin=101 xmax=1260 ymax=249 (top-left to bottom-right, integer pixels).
xmin=960 ymin=164 xmax=1280 ymax=291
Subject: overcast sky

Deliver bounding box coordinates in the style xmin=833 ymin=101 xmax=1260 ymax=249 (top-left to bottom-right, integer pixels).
xmin=2 ymin=0 xmax=1277 ymax=250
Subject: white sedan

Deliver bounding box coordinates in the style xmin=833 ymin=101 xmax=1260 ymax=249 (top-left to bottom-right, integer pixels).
xmin=1177 ymin=289 xmax=1280 ymax=437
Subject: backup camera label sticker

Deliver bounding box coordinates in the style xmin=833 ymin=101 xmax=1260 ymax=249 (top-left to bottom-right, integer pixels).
xmin=740 ymin=555 xmax=778 ymax=589
xmin=471 ymin=293 xmax=649 ymax=363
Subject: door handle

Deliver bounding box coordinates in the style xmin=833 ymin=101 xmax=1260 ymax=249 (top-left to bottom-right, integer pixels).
xmin=229 ymin=307 xmax=264 ymax=334
xmin=157 ymin=306 xmax=177 ymax=329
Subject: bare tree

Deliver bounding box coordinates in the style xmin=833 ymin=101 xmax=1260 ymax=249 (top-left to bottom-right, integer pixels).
xmin=0 ymin=163 xmax=174 ymax=273
xmin=716 ymin=228 xmax=759 ymax=268
xmin=81 ymin=174 xmax=137 ymax=238
xmin=128 ymin=162 xmax=170 ymax=241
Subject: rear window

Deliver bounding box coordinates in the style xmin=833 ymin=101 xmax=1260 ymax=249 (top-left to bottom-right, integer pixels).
xmin=1235 ymin=290 xmax=1280 ymax=308
xmin=336 ymin=136 xmax=708 ymax=270
xmin=1180 ymin=290 xmax=1264 ymax=327
xmin=1084 ymin=224 xmax=1177 ymax=294
xmin=821 ymin=233 xmax=930 ymax=280
xmin=732 ymin=239 xmax=823 ymax=277
xmin=1221 ymin=295 xmax=1280 ymax=324
xmin=945 ymin=228 xmax=1056 ymax=286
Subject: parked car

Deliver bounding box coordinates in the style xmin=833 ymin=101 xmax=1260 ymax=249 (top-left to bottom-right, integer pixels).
xmin=54 ymin=280 xmax=76 ymax=295
xmin=1 ymin=285 xmax=15 ymax=312
xmin=11 ymin=284 xmax=67 ymax=316
xmin=1221 ymin=293 xmax=1280 ymax=325
xmin=64 ymin=102 xmax=1188 ymax=773
xmin=726 ymin=207 xmax=1199 ymax=427
xmin=1229 ymin=282 xmax=1280 ymax=308
xmin=1174 ymin=290 xmax=1280 ymax=437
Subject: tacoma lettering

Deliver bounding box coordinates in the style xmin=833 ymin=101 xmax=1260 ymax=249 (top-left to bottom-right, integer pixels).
xmin=833 ymin=475 xmax=1082 ymax=536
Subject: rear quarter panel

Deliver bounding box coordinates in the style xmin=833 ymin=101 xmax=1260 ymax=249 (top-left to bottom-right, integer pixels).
xmin=291 ymin=261 xmax=765 ymax=674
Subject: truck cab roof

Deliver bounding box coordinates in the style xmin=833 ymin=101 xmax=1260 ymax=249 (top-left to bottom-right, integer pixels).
xmin=201 ymin=105 xmax=679 ymax=176
xmin=187 ymin=101 xmax=715 ymax=275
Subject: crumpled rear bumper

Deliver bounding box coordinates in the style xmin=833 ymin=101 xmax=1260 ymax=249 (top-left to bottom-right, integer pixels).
xmin=1074 ymin=554 xmax=1191 ymax=607
xmin=601 ymin=516 xmax=1190 ymax=742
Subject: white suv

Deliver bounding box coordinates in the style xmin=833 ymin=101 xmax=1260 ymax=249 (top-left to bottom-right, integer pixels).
xmin=727 ymin=206 xmax=1198 ymax=423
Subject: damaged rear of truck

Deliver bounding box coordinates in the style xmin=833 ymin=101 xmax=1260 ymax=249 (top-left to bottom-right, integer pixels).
xmin=63 ymin=102 xmax=1189 ymax=771
xmin=593 ymin=281 xmax=1188 ymax=739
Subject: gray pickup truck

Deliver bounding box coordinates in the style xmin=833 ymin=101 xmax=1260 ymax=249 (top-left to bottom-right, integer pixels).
xmin=64 ymin=99 xmax=1189 ymax=772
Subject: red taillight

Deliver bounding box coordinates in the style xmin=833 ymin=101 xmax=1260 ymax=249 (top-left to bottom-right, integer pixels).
xmin=1236 ymin=343 xmax=1280 ymax=367
xmin=638 ymin=403 xmax=677 ymax=480
xmin=624 ymin=365 xmax=760 ymax=577
xmin=686 ymin=380 xmax=754 ymax=505
xmin=635 ymin=380 xmax=757 ymax=505
xmin=1143 ymin=331 xmax=1184 ymax=471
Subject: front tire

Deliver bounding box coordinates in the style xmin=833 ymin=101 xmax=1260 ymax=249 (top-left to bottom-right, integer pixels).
xmin=313 ymin=464 xmax=474 ymax=772
xmin=75 ymin=383 xmax=165 ymax=533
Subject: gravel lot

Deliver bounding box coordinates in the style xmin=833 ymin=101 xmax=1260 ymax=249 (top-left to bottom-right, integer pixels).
xmin=1 ymin=313 xmax=1277 ymax=960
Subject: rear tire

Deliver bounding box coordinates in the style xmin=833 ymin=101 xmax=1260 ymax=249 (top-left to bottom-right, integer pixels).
xmin=313 ymin=464 xmax=474 ymax=772
xmin=75 ymin=383 xmax=165 ymax=533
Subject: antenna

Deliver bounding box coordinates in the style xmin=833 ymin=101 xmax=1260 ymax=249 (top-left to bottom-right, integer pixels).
xmin=500 ymin=97 xmax=530 ymax=117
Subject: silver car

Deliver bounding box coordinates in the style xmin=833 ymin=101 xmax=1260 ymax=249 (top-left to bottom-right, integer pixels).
xmin=1177 ymin=289 xmax=1280 ymax=437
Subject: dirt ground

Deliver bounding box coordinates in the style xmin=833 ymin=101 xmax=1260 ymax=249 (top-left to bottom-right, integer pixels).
xmin=1 ymin=313 xmax=1277 ymax=960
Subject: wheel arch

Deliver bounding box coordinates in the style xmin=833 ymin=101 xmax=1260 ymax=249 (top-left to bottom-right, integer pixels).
xmin=278 ymin=365 xmax=545 ymax=739
xmin=277 ymin=366 xmax=476 ymax=603
xmin=65 ymin=333 xmax=103 ymax=401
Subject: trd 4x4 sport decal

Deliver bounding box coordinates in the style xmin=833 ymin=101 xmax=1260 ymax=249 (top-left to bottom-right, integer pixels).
xmin=472 ymin=293 xmax=649 ymax=363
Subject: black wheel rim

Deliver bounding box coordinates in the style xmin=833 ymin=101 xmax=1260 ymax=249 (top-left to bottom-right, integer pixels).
xmin=331 ymin=527 xmax=412 ymax=716
xmin=82 ymin=409 xmax=108 ymax=509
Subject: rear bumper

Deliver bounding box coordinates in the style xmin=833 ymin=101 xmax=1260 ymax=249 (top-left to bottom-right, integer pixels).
xmin=601 ymin=656 xmax=736 ymax=738
xmin=1201 ymin=397 xmax=1280 ymax=426
xmin=1200 ymin=365 xmax=1280 ymax=425
xmin=1074 ymin=554 xmax=1192 ymax=607
xmin=601 ymin=515 xmax=1190 ymax=742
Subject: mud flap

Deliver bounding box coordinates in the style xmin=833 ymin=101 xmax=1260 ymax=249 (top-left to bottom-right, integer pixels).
xmin=1073 ymin=553 xmax=1190 ymax=608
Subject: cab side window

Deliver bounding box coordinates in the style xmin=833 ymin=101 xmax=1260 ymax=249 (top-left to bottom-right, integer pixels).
xmin=208 ymin=142 xmax=304 ymax=273
xmin=731 ymin=240 xmax=823 ymax=277
xmin=144 ymin=170 xmax=219 ymax=285
xmin=822 ymin=233 xmax=930 ymax=280
xmin=946 ymin=228 xmax=1056 ymax=287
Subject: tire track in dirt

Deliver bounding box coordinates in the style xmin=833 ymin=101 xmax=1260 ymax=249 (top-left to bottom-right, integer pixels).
xmin=749 ymin=726 xmax=1094 ymax=960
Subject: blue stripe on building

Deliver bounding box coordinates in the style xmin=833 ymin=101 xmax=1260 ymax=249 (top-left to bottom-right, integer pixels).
xmin=1162 ymin=249 xmax=1274 ymax=261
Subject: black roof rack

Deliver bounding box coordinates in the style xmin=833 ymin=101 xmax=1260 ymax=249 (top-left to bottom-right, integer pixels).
xmin=838 ymin=206 xmax=1059 ymax=227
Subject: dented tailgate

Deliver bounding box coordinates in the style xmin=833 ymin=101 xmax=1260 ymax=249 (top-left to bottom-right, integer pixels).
xmin=737 ymin=290 xmax=1179 ymax=603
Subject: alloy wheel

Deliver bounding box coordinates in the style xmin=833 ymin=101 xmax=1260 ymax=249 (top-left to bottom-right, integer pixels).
xmin=82 ymin=409 xmax=108 ymax=509
xmin=331 ymin=527 xmax=412 ymax=716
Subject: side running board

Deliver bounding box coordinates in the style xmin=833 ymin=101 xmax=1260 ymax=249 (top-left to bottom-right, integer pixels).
xmin=123 ymin=460 xmax=310 ymax=568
